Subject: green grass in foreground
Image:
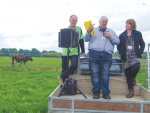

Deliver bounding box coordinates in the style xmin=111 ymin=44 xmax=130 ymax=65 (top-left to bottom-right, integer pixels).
xmin=0 ymin=68 xmax=61 ymax=113
xmin=0 ymin=57 xmax=148 ymax=113
xmin=0 ymin=68 xmax=148 ymax=113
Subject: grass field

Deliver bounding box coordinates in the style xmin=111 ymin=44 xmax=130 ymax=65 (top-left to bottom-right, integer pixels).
xmin=140 ymin=59 xmax=147 ymax=67
xmin=0 ymin=57 xmax=62 ymax=67
xmin=0 ymin=68 xmax=61 ymax=113
xmin=0 ymin=57 xmax=148 ymax=113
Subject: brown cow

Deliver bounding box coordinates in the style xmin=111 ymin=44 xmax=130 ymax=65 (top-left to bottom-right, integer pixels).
xmin=11 ymin=55 xmax=33 ymax=67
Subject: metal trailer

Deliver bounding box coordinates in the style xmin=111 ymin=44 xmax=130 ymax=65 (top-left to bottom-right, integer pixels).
xmin=48 ymin=57 xmax=150 ymax=113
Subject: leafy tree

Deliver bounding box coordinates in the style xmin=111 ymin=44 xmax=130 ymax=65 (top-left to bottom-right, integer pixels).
xmin=24 ymin=50 xmax=31 ymax=56
xmin=0 ymin=48 xmax=62 ymax=57
xmin=9 ymin=48 xmax=18 ymax=55
xmin=42 ymin=50 xmax=48 ymax=53
xmin=31 ymin=48 xmax=38 ymax=57
xmin=1 ymin=48 xmax=9 ymax=56
xmin=49 ymin=50 xmax=57 ymax=53
xmin=18 ymin=49 xmax=24 ymax=54
xmin=30 ymin=48 xmax=41 ymax=57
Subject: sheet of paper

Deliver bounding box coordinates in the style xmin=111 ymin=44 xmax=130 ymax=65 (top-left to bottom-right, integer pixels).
xmin=84 ymin=20 xmax=94 ymax=36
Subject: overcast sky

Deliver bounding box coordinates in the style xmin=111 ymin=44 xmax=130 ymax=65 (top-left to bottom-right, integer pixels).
xmin=0 ymin=0 xmax=150 ymax=53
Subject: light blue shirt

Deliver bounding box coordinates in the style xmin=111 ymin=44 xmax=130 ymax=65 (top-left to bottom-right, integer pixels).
xmin=85 ymin=26 xmax=120 ymax=54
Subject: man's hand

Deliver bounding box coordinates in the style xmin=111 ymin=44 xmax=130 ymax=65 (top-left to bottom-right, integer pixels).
xmin=82 ymin=53 xmax=88 ymax=57
xmin=104 ymin=32 xmax=111 ymax=38
xmin=87 ymin=23 xmax=95 ymax=32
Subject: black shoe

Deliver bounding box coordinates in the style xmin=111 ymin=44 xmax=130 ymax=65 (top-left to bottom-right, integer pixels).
xmin=93 ymin=91 xmax=100 ymax=99
xmin=103 ymin=93 xmax=111 ymax=99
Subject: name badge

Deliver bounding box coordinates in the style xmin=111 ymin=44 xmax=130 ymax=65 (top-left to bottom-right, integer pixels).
xmin=127 ymin=46 xmax=132 ymax=50
xmin=101 ymin=36 xmax=106 ymax=39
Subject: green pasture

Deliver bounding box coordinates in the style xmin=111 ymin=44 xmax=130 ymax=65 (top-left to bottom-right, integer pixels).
xmin=0 ymin=57 xmax=147 ymax=67
xmin=0 ymin=57 xmax=148 ymax=113
xmin=140 ymin=59 xmax=147 ymax=67
xmin=0 ymin=68 xmax=61 ymax=113
xmin=0 ymin=57 xmax=62 ymax=67
xmin=137 ymin=68 xmax=148 ymax=89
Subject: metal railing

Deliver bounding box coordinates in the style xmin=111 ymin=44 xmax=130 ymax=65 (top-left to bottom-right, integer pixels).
xmin=144 ymin=43 xmax=150 ymax=91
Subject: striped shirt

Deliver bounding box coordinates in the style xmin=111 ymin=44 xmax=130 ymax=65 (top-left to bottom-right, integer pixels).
xmin=85 ymin=26 xmax=120 ymax=54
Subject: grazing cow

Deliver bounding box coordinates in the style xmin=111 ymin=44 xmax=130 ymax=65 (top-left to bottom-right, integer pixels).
xmin=11 ymin=55 xmax=33 ymax=67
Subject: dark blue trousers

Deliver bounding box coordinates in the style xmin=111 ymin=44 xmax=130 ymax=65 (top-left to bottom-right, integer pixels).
xmin=89 ymin=50 xmax=112 ymax=95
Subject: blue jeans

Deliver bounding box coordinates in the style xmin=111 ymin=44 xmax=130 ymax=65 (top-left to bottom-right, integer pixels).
xmin=89 ymin=50 xmax=112 ymax=95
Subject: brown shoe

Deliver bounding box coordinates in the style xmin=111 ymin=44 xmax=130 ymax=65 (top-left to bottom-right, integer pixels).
xmin=126 ymin=89 xmax=134 ymax=98
xmin=133 ymin=78 xmax=136 ymax=86
xmin=57 ymin=76 xmax=64 ymax=85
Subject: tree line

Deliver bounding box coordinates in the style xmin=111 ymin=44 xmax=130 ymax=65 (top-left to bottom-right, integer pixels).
xmin=0 ymin=48 xmax=61 ymax=57
xmin=112 ymin=51 xmax=147 ymax=59
xmin=0 ymin=48 xmax=147 ymax=59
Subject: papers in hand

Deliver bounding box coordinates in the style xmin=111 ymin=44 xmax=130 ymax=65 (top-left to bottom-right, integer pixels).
xmin=84 ymin=20 xmax=94 ymax=36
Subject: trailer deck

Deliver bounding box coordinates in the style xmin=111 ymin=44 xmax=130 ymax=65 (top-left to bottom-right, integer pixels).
xmin=48 ymin=75 xmax=150 ymax=113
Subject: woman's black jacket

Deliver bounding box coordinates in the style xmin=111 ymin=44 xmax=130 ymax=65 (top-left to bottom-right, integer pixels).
xmin=117 ymin=30 xmax=145 ymax=62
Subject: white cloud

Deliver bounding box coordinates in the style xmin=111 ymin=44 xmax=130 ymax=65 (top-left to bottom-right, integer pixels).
xmin=0 ymin=0 xmax=150 ymax=53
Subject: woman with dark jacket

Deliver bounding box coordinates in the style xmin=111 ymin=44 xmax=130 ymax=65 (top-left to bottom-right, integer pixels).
xmin=117 ymin=19 xmax=145 ymax=98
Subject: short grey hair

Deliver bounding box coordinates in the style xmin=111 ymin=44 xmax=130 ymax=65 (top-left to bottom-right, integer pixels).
xmin=70 ymin=14 xmax=78 ymax=19
xmin=100 ymin=16 xmax=108 ymax=21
